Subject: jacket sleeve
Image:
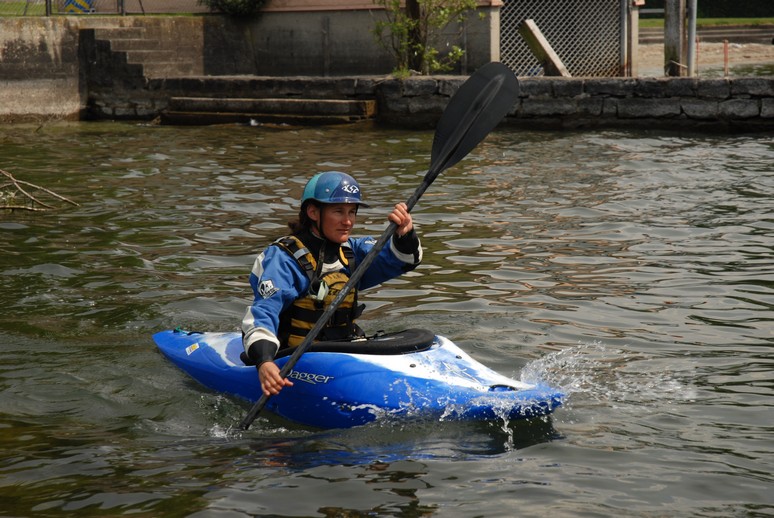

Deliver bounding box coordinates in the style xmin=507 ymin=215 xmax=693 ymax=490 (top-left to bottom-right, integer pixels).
xmin=352 ymin=228 xmax=422 ymax=290
xmin=241 ymin=244 xmax=310 ymax=356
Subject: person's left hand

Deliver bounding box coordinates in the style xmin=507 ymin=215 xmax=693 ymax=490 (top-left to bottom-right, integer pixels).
xmin=388 ymin=202 xmax=413 ymax=237
xmin=257 ymin=361 xmax=294 ymax=397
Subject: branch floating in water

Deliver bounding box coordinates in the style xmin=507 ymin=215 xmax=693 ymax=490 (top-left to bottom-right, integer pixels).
xmin=0 ymin=169 xmax=80 ymax=211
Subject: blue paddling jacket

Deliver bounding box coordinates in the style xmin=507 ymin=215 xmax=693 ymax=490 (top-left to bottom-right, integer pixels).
xmin=241 ymin=228 xmax=422 ymax=363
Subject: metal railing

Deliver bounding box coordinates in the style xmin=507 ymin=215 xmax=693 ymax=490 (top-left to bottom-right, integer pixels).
xmin=500 ymin=0 xmax=624 ymax=77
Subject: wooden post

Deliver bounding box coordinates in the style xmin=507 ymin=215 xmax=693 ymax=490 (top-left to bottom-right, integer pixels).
xmin=696 ymin=36 xmax=700 ymax=77
xmin=724 ymin=39 xmax=729 ymax=77
xmin=629 ymin=0 xmax=645 ymax=77
xmin=686 ymin=0 xmax=697 ymax=76
xmin=518 ymin=19 xmax=571 ymax=77
xmin=664 ymin=0 xmax=686 ymax=76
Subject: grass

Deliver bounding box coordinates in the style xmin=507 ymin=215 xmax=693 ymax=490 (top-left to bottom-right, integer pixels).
xmin=0 ymin=2 xmax=46 ymax=15
xmin=0 ymin=4 xmax=207 ymax=15
xmin=640 ymin=17 xmax=774 ymax=29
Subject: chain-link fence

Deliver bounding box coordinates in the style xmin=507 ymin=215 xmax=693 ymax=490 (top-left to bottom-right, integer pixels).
xmin=500 ymin=0 xmax=624 ymax=77
xmin=0 ymin=0 xmax=207 ymax=15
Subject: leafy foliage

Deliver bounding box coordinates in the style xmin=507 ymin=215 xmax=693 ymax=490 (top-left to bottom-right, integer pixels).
xmin=373 ymin=0 xmax=481 ymax=76
xmin=199 ymin=0 xmax=266 ymax=17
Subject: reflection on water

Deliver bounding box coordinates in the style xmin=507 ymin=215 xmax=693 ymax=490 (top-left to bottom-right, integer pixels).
xmin=0 ymin=121 xmax=772 ymax=516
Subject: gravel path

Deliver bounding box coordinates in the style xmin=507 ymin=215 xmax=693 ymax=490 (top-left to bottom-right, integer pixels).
xmin=637 ymin=42 xmax=774 ymax=76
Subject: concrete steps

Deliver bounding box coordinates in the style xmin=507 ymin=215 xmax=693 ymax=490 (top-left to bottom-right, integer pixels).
xmin=86 ymin=24 xmax=379 ymax=124
xmin=93 ymin=26 xmax=199 ymax=78
xmin=161 ymin=96 xmax=378 ymax=125
xmin=142 ymin=63 xmax=198 ymax=77
xmin=107 ymin=39 xmax=162 ymax=52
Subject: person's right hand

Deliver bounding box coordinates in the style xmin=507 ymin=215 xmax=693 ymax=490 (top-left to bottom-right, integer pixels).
xmin=388 ymin=202 xmax=414 ymax=237
xmin=257 ymin=361 xmax=294 ymax=396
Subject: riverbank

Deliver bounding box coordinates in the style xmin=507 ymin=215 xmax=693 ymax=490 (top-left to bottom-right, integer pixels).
xmin=90 ymin=72 xmax=773 ymax=133
xmin=1 ymin=17 xmax=772 ymax=131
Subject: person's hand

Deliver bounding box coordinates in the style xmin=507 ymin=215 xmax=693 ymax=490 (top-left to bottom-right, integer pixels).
xmin=257 ymin=361 xmax=294 ymax=396
xmin=388 ymin=202 xmax=413 ymax=237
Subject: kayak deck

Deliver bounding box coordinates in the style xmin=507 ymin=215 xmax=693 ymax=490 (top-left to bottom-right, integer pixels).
xmin=153 ymin=328 xmax=563 ymax=429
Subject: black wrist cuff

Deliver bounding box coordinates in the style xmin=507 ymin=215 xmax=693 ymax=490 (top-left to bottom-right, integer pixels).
xmin=393 ymin=228 xmax=419 ymax=255
xmin=247 ymin=339 xmax=278 ymax=366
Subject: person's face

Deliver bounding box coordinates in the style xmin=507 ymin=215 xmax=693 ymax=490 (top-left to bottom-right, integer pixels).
xmin=308 ymin=203 xmax=358 ymax=244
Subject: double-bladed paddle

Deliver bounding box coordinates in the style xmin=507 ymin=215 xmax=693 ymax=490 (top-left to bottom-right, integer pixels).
xmin=239 ymin=62 xmax=519 ymax=430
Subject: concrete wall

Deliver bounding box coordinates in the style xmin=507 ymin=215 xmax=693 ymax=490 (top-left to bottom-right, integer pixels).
xmin=0 ymin=13 xmax=499 ymax=122
xmin=205 ymin=9 xmax=499 ymax=76
xmin=0 ymin=17 xmax=83 ymax=122
xmin=236 ymin=11 xmax=394 ymax=76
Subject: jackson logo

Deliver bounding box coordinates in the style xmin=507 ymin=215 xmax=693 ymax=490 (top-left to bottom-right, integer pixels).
xmin=258 ymin=279 xmax=279 ymax=299
xmin=341 ymin=184 xmax=360 ymax=194
xmin=288 ymin=370 xmax=335 ymax=385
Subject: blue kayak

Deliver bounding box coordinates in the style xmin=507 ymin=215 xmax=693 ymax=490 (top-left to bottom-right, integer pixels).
xmin=153 ymin=328 xmax=563 ymax=429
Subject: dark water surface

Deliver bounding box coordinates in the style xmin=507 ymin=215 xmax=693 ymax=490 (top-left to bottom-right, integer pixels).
xmin=1 ymin=121 xmax=772 ymax=517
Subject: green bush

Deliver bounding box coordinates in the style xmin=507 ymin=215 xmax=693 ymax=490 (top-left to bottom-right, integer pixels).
xmin=373 ymin=0 xmax=481 ymax=76
xmin=199 ymin=0 xmax=266 ymax=17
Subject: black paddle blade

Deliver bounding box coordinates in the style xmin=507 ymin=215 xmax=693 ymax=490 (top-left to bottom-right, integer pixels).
xmin=428 ymin=62 xmax=518 ymax=182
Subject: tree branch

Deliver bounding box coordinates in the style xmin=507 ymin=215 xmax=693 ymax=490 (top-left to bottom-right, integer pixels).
xmin=0 ymin=169 xmax=80 ymax=211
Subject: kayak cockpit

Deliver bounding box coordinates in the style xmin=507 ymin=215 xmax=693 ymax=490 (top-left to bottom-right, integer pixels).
xmin=274 ymin=328 xmax=436 ymax=358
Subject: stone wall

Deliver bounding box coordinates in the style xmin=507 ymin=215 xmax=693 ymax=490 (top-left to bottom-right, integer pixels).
xmin=92 ymin=74 xmax=773 ymax=131
xmin=510 ymin=76 xmax=774 ymax=132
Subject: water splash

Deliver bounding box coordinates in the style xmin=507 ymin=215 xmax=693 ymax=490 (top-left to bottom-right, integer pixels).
xmin=186 ymin=394 xmax=254 ymax=440
xmin=520 ymin=341 xmax=696 ymax=411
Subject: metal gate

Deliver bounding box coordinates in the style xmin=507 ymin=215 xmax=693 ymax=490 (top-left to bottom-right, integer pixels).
xmin=500 ymin=0 xmax=624 ymax=77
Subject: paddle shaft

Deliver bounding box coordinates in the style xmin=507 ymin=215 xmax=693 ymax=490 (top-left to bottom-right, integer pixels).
xmin=239 ymin=62 xmax=518 ymax=430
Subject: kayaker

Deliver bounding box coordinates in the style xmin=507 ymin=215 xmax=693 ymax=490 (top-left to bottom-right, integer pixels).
xmin=242 ymin=171 xmax=422 ymax=397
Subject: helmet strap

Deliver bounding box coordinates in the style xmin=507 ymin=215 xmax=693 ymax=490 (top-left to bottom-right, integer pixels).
xmin=317 ymin=208 xmax=325 ymax=241
xmin=305 ymin=201 xmax=327 ymax=242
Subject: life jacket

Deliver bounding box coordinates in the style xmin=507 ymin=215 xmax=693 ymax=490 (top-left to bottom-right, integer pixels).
xmin=274 ymin=235 xmax=364 ymax=348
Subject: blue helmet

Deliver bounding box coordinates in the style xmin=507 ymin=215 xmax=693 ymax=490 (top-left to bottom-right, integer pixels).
xmin=301 ymin=171 xmax=369 ymax=207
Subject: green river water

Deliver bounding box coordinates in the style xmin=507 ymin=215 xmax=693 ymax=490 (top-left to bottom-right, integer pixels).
xmin=1 ymin=121 xmax=772 ymax=516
